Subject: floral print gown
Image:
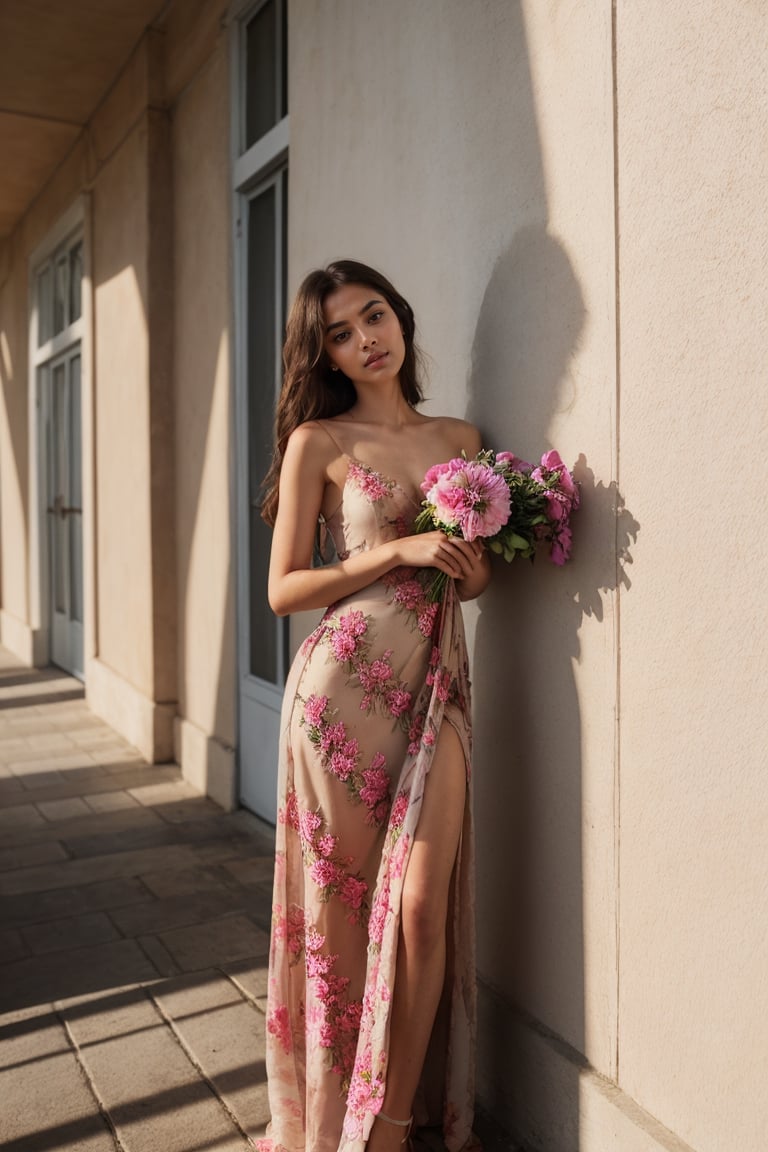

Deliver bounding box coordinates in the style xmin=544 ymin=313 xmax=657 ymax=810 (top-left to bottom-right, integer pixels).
xmin=258 ymin=421 xmax=477 ymax=1152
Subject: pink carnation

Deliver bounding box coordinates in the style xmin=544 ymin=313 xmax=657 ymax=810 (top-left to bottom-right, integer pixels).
xmin=310 ymin=859 xmax=343 ymax=888
xmin=425 ymin=460 xmax=511 ymax=541
xmin=339 ymin=875 xmax=368 ymax=910
xmin=387 ymin=687 xmax=412 ymax=717
xmin=339 ymin=609 xmax=368 ymax=637
xmin=330 ymin=631 xmax=358 ymax=661
xmin=316 ymin=833 xmax=338 ymax=857
xmin=299 ymin=808 xmax=322 ymax=844
xmin=303 ymin=694 xmax=328 ymax=727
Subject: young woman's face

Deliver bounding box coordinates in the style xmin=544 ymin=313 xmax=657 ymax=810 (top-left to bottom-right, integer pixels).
xmin=323 ymin=282 xmax=406 ymax=388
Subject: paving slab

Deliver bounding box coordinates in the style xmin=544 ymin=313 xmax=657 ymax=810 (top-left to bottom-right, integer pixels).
xmin=36 ymin=797 xmax=93 ymax=821
xmin=152 ymin=971 xmax=269 ymax=1139
xmin=21 ymin=911 xmax=122 ymax=956
xmin=0 ymin=844 xmax=212 ymax=896
xmin=0 ymin=805 xmax=164 ymax=851
xmin=0 ymin=803 xmax=48 ymax=830
xmin=82 ymin=790 xmax=141 ymax=813
xmin=0 ymin=1004 xmax=116 ymax=1152
xmin=0 ymin=648 xmax=276 ymax=1151
xmin=152 ymin=915 xmax=270 ymax=973
xmin=220 ymin=857 xmax=276 ymax=888
xmin=60 ymin=986 xmax=251 ymax=1152
xmin=12 ymin=752 xmax=95 ymax=774
xmin=0 ymin=877 xmax=154 ymax=928
xmin=109 ymin=886 xmax=250 ymax=938
xmin=0 ymin=926 xmax=29 ymax=963
xmin=139 ymin=865 xmax=231 ymax=900
xmin=61 ymin=822 xmax=190 ymax=860
xmin=0 ymin=840 xmax=68 ymax=872
xmin=0 ymin=939 xmax=161 ymax=1012
xmin=223 ymin=957 xmax=269 ymax=1003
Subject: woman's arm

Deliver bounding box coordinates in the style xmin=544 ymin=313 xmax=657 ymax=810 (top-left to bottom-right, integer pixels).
xmin=268 ymin=425 xmax=483 ymax=617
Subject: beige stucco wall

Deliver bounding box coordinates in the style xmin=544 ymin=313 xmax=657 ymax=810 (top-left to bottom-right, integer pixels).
xmin=289 ymin=1 xmax=767 ymax=1149
xmin=92 ymin=121 xmax=154 ymax=694
xmin=169 ymin=13 xmax=236 ymax=808
xmin=0 ymin=237 xmax=30 ymax=634
xmin=616 ymin=5 xmax=768 ymax=1151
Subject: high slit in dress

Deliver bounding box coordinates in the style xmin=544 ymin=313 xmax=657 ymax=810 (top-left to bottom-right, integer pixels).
xmin=257 ymin=420 xmax=477 ymax=1152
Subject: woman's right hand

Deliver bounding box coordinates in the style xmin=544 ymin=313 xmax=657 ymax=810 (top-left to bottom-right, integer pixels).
xmin=392 ymin=531 xmax=483 ymax=581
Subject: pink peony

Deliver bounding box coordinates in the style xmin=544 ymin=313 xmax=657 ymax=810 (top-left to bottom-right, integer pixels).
xmin=420 ymin=458 xmax=458 ymax=493
xmin=425 ymin=460 xmax=511 ymax=541
xmin=497 ymin=450 xmax=532 ymax=472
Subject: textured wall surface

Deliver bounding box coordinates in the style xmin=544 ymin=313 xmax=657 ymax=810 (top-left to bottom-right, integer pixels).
xmin=289 ymin=2 xmax=767 ymax=1148
xmin=616 ymin=3 xmax=768 ymax=1150
xmin=92 ymin=121 xmax=154 ymax=694
xmin=172 ymin=33 xmax=234 ymax=747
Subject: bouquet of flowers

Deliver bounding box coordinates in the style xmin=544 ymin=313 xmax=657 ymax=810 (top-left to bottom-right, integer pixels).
xmin=414 ymin=448 xmax=579 ymax=601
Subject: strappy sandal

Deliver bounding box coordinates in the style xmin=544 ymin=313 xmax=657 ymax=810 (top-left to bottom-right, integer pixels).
xmin=376 ymin=1110 xmax=414 ymax=1149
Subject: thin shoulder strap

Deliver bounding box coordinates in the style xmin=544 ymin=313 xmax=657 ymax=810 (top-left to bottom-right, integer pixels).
xmin=313 ymin=418 xmax=347 ymax=457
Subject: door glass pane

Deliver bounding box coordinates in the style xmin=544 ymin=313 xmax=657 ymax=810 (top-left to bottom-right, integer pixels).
xmin=245 ymin=0 xmax=287 ymax=148
xmin=69 ymin=355 xmax=83 ymax=623
xmin=38 ymin=266 xmax=52 ymax=345
xmin=69 ymin=242 xmax=83 ymax=322
xmin=54 ymin=255 xmax=68 ymax=335
xmin=248 ymin=184 xmax=278 ymax=682
xmin=52 ymin=363 xmax=67 ymax=614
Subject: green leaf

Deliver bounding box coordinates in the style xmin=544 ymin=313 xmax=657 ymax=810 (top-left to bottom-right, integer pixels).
xmin=508 ymin=533 xmax=530 ymax=550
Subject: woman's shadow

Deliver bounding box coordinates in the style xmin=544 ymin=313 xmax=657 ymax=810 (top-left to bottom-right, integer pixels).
xmin=466 ymin=227 xmax=639 ymax=1141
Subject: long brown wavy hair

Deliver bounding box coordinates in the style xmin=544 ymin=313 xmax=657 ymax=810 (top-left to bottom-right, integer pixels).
xmin=260 ymin=260 xmax=425 ymax=525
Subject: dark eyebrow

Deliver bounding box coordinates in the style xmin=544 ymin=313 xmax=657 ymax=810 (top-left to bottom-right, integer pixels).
xmin=325 ymin=299 xmax=384 ymax=334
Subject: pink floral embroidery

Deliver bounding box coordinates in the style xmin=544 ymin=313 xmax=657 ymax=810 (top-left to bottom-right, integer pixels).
xmin=272 ymin=903 xmax=308 ymax=964
xmin=343 ymin=1042 xmax=386 ymax=1138
xmin=304 ymin=921 xmax=363 ymax=1087
xmin=267 ymin=1003 xmax=292 ymax=1054
xmin=299 ymin=696 xmax=393 ymax=826
xmin=347 ymin=460 xmax=394 ymax=502
xmin=291 ymin=792 xmax=371 ymax=924
xmin=381 ymin=566 xmax=441 ymax=638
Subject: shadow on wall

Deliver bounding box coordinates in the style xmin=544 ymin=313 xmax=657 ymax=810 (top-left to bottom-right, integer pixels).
xmin=466 ymin=229 xmax=638 ymax=1142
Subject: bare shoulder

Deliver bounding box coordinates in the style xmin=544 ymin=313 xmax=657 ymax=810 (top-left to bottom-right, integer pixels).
xmin=284 ymin=420 xmax=338 ymax=473
xmin=427 ymin=415 xmax=482 ymax=455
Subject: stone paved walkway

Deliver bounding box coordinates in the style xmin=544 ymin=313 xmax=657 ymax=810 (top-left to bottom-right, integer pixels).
xmin=0 ymin=647 xmax=516 ymax=1152
xmin=0 ymin=648 xmax=274 ymax=1152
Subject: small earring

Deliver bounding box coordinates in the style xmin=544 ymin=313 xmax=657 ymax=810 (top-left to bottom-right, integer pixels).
xmin=331 ymin=365 xmax=339 ymax=372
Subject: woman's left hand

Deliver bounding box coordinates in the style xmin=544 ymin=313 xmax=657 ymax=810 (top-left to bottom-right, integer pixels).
xmin=454 ymin=539 xmax=492 ymax=602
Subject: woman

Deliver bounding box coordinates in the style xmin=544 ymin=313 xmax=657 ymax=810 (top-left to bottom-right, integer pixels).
xmin=258 ymin=260 xmax=490 ymax=1152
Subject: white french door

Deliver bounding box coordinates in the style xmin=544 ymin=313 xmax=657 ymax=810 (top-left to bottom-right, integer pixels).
xmin=232 ymin=0 xmax=289 ymax=821
xmin=43 ymin=349 xmax=84 ymax=678
xmin=237 ymin=168 xmax=288 ymax=820
xmin=33 ymin=225 xmax=85 ymax=680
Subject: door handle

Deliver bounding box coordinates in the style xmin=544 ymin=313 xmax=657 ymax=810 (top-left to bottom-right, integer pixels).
xmin=46 ymin=496 xmax=81 ymax=519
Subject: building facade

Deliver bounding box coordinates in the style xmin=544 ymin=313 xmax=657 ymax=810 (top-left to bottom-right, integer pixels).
xmin=0 ymin=2 xmax=766 ymax=1150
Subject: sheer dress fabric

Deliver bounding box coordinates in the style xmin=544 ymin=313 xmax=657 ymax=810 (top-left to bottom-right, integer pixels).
xmin=257 ymin=420 xmax=477 ymax=1152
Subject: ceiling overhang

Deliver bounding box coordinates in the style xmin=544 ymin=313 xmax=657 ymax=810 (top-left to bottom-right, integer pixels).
xmin=0 ymin=0 xmax=168 ymax=240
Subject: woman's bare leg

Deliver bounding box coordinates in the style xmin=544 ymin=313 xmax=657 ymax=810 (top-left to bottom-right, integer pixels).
xmin=366 ymin=721 xmax=467 ymax=1151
